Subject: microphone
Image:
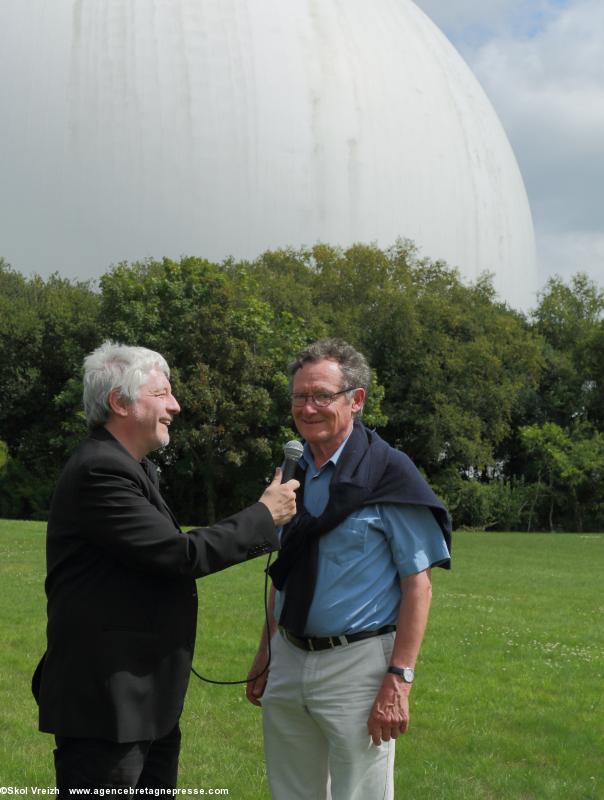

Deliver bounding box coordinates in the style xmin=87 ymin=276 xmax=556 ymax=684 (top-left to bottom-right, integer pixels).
xmin=281 ymin=440 xmax=304 ymax=482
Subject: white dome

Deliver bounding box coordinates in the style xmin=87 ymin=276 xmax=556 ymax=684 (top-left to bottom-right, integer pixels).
xmin=0 ymin=0 xmax=536 ymax=309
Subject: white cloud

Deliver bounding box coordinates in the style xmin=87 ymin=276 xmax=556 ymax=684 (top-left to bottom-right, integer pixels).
xmin=415 ymin=0 xmax=568 ymax=44
xmin=470 ymin=0 xmax=604 ymax=229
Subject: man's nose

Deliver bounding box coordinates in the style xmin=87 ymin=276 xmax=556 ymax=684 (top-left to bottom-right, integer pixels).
xmin=168 ymin=394 xmax=181 ymax=414
xmin=301 ymin=396 xmax=319 ymax=413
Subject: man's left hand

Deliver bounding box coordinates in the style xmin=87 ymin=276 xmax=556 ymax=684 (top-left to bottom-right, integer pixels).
xmin=367 ymin=673 xmax=411 ymax=746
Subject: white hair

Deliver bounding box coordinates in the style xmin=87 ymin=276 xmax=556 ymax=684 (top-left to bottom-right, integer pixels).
xmin=83 ymin=341 xmax=170 ymax=429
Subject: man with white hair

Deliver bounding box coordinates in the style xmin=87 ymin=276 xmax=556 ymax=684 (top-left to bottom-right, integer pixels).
xmin=33 ymin=341 xmax=298 ymax=792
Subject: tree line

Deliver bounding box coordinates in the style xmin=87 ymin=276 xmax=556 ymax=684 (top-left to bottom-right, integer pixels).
xmin=1 ymin=242 xmax=603 ymax=531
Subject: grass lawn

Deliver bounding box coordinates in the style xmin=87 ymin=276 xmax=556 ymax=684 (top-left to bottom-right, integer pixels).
xmin=0 ymin=519 xmax=602 ymax=798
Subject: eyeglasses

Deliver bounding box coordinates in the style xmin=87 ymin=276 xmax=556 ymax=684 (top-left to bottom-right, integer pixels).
xmin=290 ymin=388 xmax=356 ymax=407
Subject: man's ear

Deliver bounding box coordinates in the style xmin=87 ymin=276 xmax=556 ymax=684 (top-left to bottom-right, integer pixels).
xmin=351 ymin=387 xmax=366 ymax=415
xmin=108 ymin=389 xmax=130 ymax=418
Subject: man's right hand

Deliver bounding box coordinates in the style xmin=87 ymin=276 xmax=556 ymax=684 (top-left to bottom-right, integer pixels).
xmin=259 ymin=468 xmax=299 ymax=526
xmin=246 ymin=645 xmax=270 ymax=706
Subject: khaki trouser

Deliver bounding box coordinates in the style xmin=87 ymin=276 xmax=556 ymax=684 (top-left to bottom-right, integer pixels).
xmin=262 ymin=631 xmax=396 ymax=800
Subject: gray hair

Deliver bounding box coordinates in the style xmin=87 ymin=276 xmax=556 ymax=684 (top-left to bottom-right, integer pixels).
xmin=83 ymin=341 xmax=170 ymax=429
xmin=287 ymin=338 xmax=371 ymax=398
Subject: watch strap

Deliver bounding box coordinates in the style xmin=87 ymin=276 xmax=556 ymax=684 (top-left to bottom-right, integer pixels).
xmin=386 ymin=665 xmax=414 ymax=682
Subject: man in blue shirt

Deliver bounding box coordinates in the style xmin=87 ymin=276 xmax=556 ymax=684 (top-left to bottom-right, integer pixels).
xmin=246 ymin=339 xmax=451 ymax=800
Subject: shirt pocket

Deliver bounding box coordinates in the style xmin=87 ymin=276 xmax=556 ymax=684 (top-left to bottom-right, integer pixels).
xmin=321 ymin=515 xmax=369 ymax=566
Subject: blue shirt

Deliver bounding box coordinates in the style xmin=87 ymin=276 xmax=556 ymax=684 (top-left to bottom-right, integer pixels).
xmin=275 ymin=436 xmax=451 ymax=636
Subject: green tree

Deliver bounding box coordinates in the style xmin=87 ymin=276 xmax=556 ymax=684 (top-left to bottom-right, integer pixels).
xmin=0 ymin=262 xmax=100 ymax=516
xmin=520 ymin=422 xmax=604 ymax=531
xmin=531 ymin=273 xmax=604 ymax=428
xmin=3 ymin=249 xmax=601 ymax=531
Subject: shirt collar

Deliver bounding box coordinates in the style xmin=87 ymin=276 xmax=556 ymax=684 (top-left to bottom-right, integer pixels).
xmin=300 ymin=429 xmax=353 ymax=475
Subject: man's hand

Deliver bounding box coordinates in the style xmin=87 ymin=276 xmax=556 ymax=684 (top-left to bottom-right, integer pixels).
xmin=246 ymin=644 xmax=270 ymax=706
xmin=367 ymin=673 xmax=411 ymax=746
xmin=259 ymin=468 xmax=299 ymax=526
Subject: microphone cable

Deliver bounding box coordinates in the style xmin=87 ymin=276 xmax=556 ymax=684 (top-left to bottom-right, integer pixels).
xmin=191 ymin=440 xmax=302 ymax=686
xmin=190 ymin=550 xmax=274 ymax=686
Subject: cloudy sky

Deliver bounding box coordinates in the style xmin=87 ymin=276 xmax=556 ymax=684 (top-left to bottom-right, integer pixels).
xmin=415 ymin=0 xmax=604 ymax=290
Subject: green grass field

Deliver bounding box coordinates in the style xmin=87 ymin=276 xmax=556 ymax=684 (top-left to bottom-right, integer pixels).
xmin=0 ymin=520 xmax=602 ymax=798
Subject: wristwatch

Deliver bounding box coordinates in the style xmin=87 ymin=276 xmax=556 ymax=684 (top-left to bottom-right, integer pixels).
xmin=386 ymin=666 xmax=415 ymax=683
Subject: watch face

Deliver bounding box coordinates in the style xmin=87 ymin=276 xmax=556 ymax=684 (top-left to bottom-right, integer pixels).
xmin=403 ymin=667 xmax=415 ymax=683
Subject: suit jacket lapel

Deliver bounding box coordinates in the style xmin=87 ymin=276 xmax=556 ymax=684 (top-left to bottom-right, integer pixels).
xmin=90 ymin=427 xmax=182 ymax=531
xmin=139 ymin=458 xmax=181 ymax=531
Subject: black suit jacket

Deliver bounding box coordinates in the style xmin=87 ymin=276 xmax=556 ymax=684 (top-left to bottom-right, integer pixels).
xmin=35 ymin=427 xmax=278 ymax=742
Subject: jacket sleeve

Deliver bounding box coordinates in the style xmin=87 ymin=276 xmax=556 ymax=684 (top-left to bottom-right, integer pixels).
xmin=65 ymin=457 xmax=279 ymax=578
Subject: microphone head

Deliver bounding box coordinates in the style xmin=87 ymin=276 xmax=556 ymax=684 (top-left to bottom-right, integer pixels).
xmin=283 ymin=440 xmax=304 ymax=462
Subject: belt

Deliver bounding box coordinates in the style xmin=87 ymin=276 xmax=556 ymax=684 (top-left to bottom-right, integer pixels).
xmin=279 ymin=625 xmax=396 ymax=652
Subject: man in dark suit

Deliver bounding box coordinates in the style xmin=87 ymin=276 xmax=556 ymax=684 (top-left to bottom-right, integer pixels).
xmin=33 ymin=341 xmax=298 ymax=791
